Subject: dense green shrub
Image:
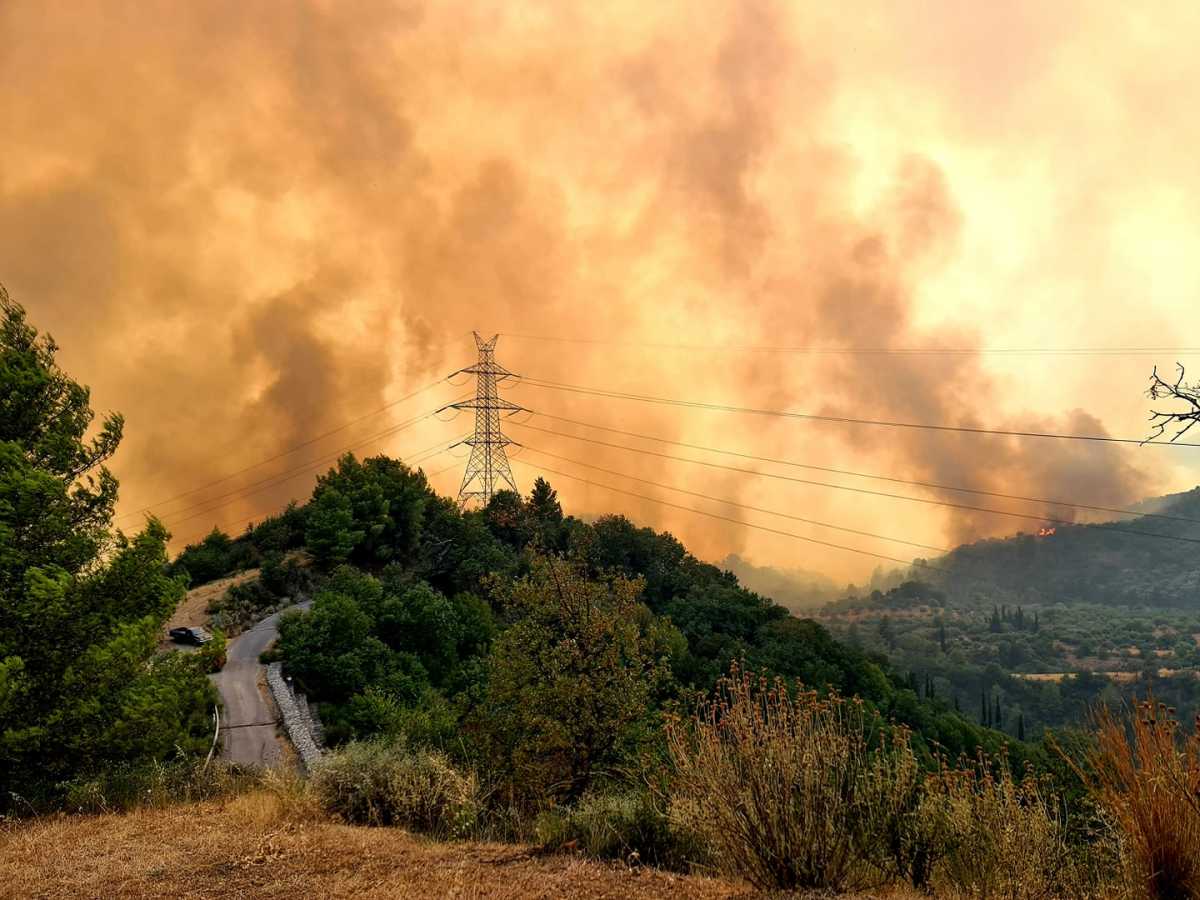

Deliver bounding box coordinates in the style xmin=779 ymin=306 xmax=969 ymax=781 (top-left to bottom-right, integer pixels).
xmin=311 ymin=740 xmax=479 ymax=837
xmin=536 ymin=790 xmax=704 ymax=871
xmin=207 ymin=579 xmax=285 ymax=635
xmin=194 ymin=629 xmax=227 ymax=673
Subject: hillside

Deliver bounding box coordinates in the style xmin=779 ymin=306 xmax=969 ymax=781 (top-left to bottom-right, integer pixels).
xmin=717 ymin=554 xmax=843 ymax=612
xmin=932 ymin=486 xmax=1200 ymax=607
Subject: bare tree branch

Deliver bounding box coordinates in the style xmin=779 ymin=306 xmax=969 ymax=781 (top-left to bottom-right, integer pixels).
xmin=1146 ymin=364 xmax=1200 ymax=443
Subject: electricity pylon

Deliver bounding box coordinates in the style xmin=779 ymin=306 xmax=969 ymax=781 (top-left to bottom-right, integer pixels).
xmin=452 ymin=332 xmax=523 ymax=508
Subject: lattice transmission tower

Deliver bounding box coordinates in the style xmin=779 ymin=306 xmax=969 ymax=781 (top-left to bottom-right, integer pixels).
xmin=452 ymin=332 xmax=524 ymax=508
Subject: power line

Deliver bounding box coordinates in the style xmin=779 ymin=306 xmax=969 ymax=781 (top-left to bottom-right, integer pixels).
xmin=501 ymin=332 xmax=1200 ymax=357
xmin=513 ymin=376 xmax=1200 ymax=448
xmin=519 ymin=445 xmax=949 ymax=553
xmin=152 ymin=409 xmax=457 ymax=529
xmin=509 ymin=421 xmax=1200 ymax=546
xmin=514 ymin=415 xmax=1200 ymax=525
xmin=118 ymin=374 xmax=460 ymax=522
xmin=511 ymin=457 xmax=946 ymax=571
xmin=170 ymin=441 xmax=462 ymax=546
xmin=159 ymin=418 xmax=465 ymax=538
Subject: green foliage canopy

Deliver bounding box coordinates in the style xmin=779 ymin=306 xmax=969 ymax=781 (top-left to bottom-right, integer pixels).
xmin=0 ymin=289 xmax=215 ymax=801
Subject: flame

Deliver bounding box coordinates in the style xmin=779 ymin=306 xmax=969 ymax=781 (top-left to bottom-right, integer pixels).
xmin=1037 ymin=526 xmax=1057 ymax=537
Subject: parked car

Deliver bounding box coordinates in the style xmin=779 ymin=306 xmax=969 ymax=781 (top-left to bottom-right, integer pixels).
xmin=169 ymin=625 xmax=212 ymax=646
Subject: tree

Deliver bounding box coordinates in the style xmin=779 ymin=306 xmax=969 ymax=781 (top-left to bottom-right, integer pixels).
xmin=309 ymin=454 xmax=430 ymax=566
xmin=0 ymin=288 xmax=214 ymax=801
xmin=476 ymin=556 xmax=668 ymax=803
xmin=169 ymin=527 xmax=235 ymax=585
xmin=484 ymin=488 xmax=531 ymax=548
xmin=305 ymin=486 xmax=363 ymax=567
xmin=938 ymin=620 xmax=948 ymax=653
xmin=1147 ymin=364 xmax=1200 ymax=442
xmin=526 ymin=477 xmax=564 ymax=548
xmin=879 ymin=616 xmax=897 ymax=650
xmin=1017 ymin=712 xmax=1026 ymax=742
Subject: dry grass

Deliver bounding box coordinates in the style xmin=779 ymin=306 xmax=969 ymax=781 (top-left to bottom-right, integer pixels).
xmin=163 ymin=569 xmax=260 ymax=639
xmin=1085 ymin=700 xmax=1200 ymax=899
xmin=0 ymin=789 xmax=747 ymax=899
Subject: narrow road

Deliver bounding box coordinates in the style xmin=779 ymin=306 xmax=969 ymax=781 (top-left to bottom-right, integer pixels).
xmin=210 ymin=601 xmax=310 ymax=766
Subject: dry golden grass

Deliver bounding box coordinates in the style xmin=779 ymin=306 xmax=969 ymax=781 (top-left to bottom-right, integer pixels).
xmin=1084 ymin=700 xmax=1200 ymax=899
xmin=163 ymin=569 xmax=260 ymax=638
xmin=0 ymin=790 xmax=750 ymax=899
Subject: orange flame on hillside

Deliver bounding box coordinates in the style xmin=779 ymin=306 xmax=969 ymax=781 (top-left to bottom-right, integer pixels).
xmin=1037 ymin=526 xmax=1057 ymax=537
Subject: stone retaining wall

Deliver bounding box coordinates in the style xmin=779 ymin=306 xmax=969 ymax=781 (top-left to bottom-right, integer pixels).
xmin=266 ymin=662 xmax=323 ymax=769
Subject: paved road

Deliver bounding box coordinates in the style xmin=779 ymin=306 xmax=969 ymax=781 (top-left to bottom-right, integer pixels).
xmin=210 ymin=601 xmax=310 ymax=766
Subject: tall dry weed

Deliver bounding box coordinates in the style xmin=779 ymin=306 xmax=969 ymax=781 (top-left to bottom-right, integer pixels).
xmin=664 ymin=665 xmax=906 ymax=891
xmin=1083 ymin=700 xmax=1200 ymax=900
xmin=934 ymin=754 xmax=1085 ymax=900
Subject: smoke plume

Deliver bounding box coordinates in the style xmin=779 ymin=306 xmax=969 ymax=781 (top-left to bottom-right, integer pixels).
xmin=2 ymin=0 xmax=1191 ymax=578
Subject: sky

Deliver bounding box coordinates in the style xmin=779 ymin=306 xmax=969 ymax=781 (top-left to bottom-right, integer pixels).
xmin=2 ymin=0 xmax=1198 ymax=583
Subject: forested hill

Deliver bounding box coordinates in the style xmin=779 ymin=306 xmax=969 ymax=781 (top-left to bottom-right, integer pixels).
xmin=932 ymin=487 xmax=1200 ymax=607
xmin=172 ymin=455 xmax=1020 ymax=763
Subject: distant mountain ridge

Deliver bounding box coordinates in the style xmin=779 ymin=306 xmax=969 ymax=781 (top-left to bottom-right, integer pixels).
xmin=932 ymin=485 xmax=1200 ymax=607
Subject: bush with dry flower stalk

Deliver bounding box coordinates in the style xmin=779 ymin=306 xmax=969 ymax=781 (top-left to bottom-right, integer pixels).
xmin=934 ymin=750 xmax=1085 ymax=899
xmin=1077 ymin=698 xmax=1200 ymax=900
xmin=664 ymin=663 xmax=917 ymax=891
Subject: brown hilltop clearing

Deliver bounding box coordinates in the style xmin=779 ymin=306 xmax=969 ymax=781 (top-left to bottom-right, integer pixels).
xmin=0 ymin=791 xmax=928 ymax=900
xmin=0 ymin=792 xmax=734 ymax=900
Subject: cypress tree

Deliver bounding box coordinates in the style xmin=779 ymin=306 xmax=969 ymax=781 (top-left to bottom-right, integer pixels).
xmin=1018 ymin=712 xmax=1026 ymax=742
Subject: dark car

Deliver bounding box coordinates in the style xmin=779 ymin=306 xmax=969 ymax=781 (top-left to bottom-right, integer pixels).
xmin=169 ymin=625 xmax=212 ymax=646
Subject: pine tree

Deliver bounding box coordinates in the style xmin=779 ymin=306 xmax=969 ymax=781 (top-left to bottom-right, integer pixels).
xmin=879 ymin=616 xmax=896 ymax=650
xmin=526 ymin=477 xmax=564 ymax=548
xmin=0 ymin=288 xmax=215 ymax=799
